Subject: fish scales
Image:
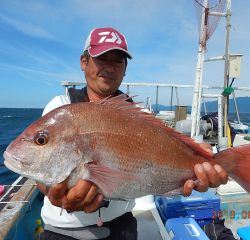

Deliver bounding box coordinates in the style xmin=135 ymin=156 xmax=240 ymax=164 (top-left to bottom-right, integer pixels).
xmin=63 ymin=103 xmax=202 ymax=198
xmin=4 ymin=94 xmax=250 ymax=198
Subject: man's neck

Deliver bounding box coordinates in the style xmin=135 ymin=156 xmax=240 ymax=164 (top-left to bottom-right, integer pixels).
xmin=87 ymin=87 xmax=116 ymax=102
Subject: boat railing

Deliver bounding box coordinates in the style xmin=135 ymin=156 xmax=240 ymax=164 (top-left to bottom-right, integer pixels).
xmin=146 ymin=97 xmax=154 ymax=113
xmin=0 ymin=201 xmax=31 ymax=212
xmin=202 ymin=93 xmax=224 ymax=140
xmin=61 ymin=81 xmax=250 ymax=125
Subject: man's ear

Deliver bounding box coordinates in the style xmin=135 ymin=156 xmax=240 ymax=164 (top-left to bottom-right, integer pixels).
xmin=80 ymin=54 xmax=87 ymax=71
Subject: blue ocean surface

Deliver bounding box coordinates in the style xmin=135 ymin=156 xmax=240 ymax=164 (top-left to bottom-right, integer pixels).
xmin=0 ymin=108 xmax=250 ymax=186
xmin=0 ymin=108 xmax=43 ymax=185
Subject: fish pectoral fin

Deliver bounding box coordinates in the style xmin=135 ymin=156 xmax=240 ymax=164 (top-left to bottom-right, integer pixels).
xmin=161 ymin=187 xmax=185 ymax=197
xmin=85 ymin=164 xmax=150 ymax=195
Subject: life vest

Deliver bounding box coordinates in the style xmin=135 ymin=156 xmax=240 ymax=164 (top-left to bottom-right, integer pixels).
xmin=68 ymin=86 xmax=133 ymax=103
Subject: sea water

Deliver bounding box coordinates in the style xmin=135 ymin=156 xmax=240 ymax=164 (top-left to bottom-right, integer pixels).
xmin=0 ymin=108 xmax=250 ymax=185
xmin=0 ymin=108 xmax=43 ymax=185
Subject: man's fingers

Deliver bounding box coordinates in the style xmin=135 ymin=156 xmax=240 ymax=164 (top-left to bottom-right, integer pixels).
xmin=46 ymin=177 xmax=103 ymax=213
xmin=66 ymin=180 xmax=93 ymax=205
xmin=82 ymin=194 xmax=103 ymax=213
xmin=183 ymin=180 xmax=194 ymax=197
xmin=199 ymin=143 xmax=214 ymax=157
xmin=47 ymin=177 xmax=69 ymax=205
xmin=193 ymin=162 xmax=228 ymax=192
xmin=65 ymin=180 xmax=100 ymax=211
xmin=201 ymin=162 xmax=220 ymax=188
xmin=80 ymin=183 xmax=100 ymax=207
xmin=214 ymin=164 xmax=228 ymax=185
xmin=193 ymin=164 xmax=209 ymax=192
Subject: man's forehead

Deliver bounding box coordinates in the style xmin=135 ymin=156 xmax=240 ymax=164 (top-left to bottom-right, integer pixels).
xmin=95 ymin=50 xmax=125 ymax=58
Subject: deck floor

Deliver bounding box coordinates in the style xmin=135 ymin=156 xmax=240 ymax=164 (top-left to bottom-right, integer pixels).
xmin=133 ymin=209 xmax=168 ymax=240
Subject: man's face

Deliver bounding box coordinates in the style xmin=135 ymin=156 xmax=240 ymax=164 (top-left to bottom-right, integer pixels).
xmin=81 ymin=50 xmax=127 ymax=97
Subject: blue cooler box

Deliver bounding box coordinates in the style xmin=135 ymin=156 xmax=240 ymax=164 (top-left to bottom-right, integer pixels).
xmin=165 ymin=218 xmax=209 ymax=239
xmin=155 ymin=190 xmax=221 ymax=227
xmin=237 ymin=227 xmax=250 ymax=240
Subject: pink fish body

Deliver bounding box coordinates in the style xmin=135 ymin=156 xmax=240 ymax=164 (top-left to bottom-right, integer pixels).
xmin=4 ymin=94 xmax=250 ymax=198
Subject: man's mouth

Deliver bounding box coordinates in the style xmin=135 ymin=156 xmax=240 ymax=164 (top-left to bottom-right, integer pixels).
xmin=99 ymin=75 xmax=115 ymax=81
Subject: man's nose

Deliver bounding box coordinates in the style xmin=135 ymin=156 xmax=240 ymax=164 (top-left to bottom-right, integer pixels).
xmin=105 ymin=66 xmax=114 ymax=72
xmin=104 ymin=62 xmax=115 ymax=72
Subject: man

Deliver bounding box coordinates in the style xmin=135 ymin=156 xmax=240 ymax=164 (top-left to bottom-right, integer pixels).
xmin=38 ymin=27 xmax=228 ymax=240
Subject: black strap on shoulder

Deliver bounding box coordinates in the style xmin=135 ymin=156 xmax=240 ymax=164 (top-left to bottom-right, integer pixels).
xmin=68 ymin=86 xmax=89 ymax=103
xmin=68 ymin=86 xmax=133 ymax=103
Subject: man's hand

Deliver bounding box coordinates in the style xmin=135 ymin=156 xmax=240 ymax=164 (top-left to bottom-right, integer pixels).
xmin=183 ymin=143 xmax=228 ymax=196
xmin=37 ymin=178 xmax=103 ymax=213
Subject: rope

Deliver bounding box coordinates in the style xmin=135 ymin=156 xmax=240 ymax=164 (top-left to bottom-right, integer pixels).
xmin=194 ymin=0 xmax=223 ymax=10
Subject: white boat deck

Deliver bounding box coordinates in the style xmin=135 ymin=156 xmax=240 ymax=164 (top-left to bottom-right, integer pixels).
xmin=133 ymin=209 xmax=169 ymax=240
xmin=217 ymin=180 xmax=250 ymax=239
xmin=233 ymin=134 xmax=250 ymax=147
xmin=133 ymin=195 xmax=170 ymax=240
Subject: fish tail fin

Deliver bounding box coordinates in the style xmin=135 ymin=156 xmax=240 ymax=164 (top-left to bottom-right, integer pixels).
xmin=214 ymin=144 xmax=250 ymax=193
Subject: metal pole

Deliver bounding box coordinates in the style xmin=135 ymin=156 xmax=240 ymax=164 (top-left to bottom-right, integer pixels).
xmin=191 ymin=0 xmax=209 ymax=139
xmin=204 ymin=56 xmax=225 ymax=62
xmin=170 ymin=87 xmax=173 ymax=111
xmin=156 ymin=86 xmax=159 ymax=113
xmin=127 ymin=85 xmax=129 ymax=93
xmin=175 ymin=87 xmax=180 ymax=106
xmin=65 ymin=86 xmax=69 ymax=96
xmin=223 ymin=0 xmax=231 ymax=137
xmin=218 ymin=96 xmax=223 ymax=138
xmin=232 ymin=91 xmax=241 ymax=124
xmin=202 ymin=95 xmax=207 ymax=115
xmin=175 ymin=87 xmax=180 ymax=121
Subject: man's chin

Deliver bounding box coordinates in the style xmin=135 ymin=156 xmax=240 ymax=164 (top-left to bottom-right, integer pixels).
xmin=98 ymin=83 xmax=120 ymax=94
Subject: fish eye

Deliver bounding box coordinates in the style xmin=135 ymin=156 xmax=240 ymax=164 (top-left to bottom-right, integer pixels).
xmin=34 ymin=132 xmax=49 ymax=146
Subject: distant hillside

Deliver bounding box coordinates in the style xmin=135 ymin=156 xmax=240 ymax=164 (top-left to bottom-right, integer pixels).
xmin=200 ymin=96 xmax=250 ymax=112
xmin=152 ymin=96 xmax=250 ymax=113
xmin=151 ymin=104 xmax=191 ymax=112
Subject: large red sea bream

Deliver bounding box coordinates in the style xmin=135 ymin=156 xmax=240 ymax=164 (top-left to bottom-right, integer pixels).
xmin=4 ymin=94 xmax=250 ymax=198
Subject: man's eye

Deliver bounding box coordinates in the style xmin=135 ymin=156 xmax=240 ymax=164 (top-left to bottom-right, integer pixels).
xmin=98 ymin=58 xmax=106 ymax=61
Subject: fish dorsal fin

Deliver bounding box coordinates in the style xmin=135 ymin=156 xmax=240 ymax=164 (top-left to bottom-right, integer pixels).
xmin=98 ymin=93 xmax=214 ymax=161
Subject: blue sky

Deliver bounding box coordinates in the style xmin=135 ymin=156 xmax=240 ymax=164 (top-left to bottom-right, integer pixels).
xmin=1 ymin=0 xmax=250 ymax=108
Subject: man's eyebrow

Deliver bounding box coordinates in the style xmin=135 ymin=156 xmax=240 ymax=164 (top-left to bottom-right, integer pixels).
xmin=114 ymin=53 xmax=125 ymax=58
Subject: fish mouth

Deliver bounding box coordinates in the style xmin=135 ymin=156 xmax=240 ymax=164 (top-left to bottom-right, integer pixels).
xmin=3 ymin=151 xmax=56 ymax=187
xmin=3 ymin=151 xmax=29 ymax=170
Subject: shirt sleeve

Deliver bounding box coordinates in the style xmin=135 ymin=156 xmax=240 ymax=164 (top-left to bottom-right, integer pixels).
xmin=42 ymin=95 xmax=71 ymax=116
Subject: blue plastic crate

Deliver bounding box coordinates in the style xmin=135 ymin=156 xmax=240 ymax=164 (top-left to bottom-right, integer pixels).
xmin=237 ymin=227 xmax=250 ymax=240
xmin=165 ymin=218 xmax=209 ymax=239
xmin=155 ymin=190 xmax=221 ymax=227
xmin=245 ymin=128 xmax=250 ymax=134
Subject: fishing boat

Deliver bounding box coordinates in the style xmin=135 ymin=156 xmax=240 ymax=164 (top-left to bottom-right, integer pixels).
xmin=1 ymin=0 xmax=250 ymax=239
